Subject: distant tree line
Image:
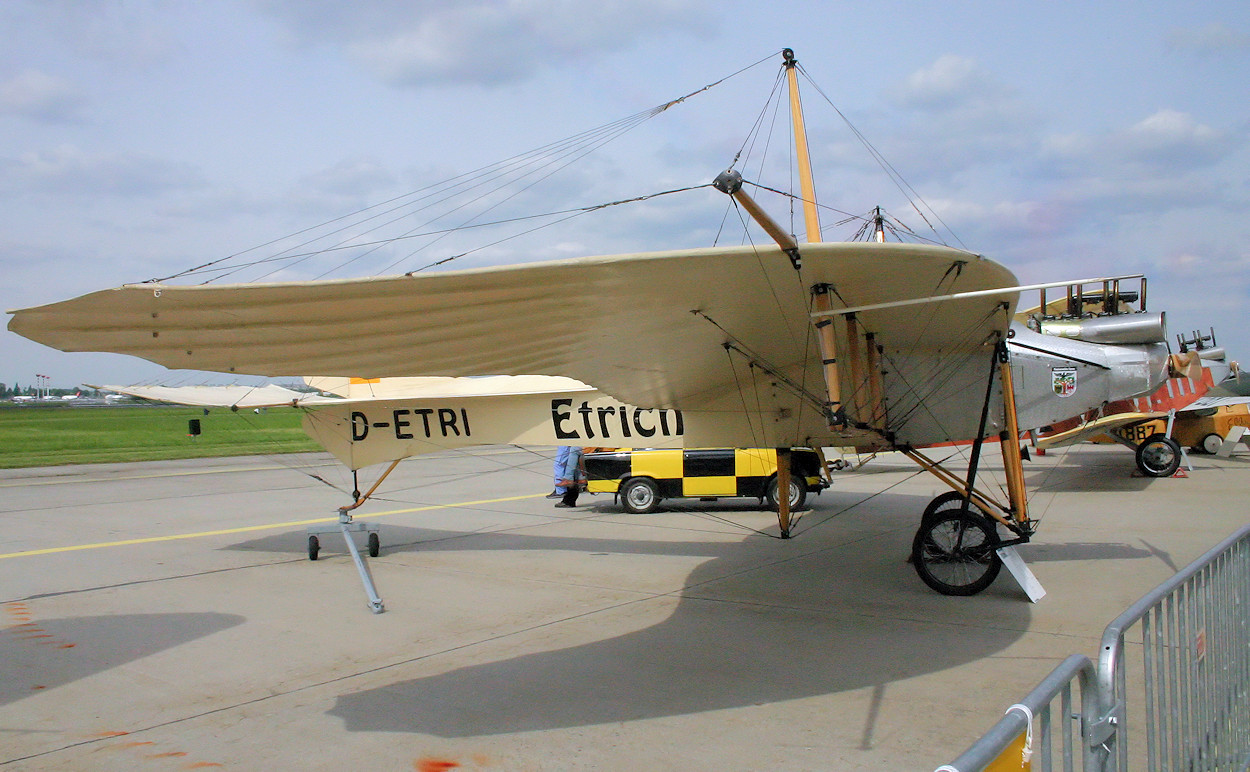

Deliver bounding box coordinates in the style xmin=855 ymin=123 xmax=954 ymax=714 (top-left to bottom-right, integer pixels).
xmin=1 ymin=383 xmax=102 ymax=399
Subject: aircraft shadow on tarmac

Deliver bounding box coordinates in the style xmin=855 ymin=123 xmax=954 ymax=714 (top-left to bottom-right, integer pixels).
xmin=272 ymin=490 xmax=1013 ymax=737
xmin=219 ymin=490 xmax=1169 ymax=738
xmin=0 ymin=613 xmax=245 ymax=707
xmin=1018 ymin=541 xmax=1163 ymax=563
xmin=322 ymin=531 xmax=1032 ymax=736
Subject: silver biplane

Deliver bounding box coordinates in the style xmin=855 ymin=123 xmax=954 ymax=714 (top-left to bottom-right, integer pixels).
xmin=7 ymin=50 xmax=1172 ymax=611
xmin=1028 ymin=327 xmax=1250 ymax=475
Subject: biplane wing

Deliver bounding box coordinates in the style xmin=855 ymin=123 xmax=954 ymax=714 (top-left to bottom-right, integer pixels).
xmin=9 ymin=242 xmax=1019 ymax=453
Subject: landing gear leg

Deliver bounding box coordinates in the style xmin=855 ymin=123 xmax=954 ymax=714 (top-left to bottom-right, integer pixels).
xmin=905 ymin=337 xmax=1042 ymax=600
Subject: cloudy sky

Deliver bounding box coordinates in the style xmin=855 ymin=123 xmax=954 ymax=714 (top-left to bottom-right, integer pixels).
xmin=2 ymin=0 xmax=1248 ymax=390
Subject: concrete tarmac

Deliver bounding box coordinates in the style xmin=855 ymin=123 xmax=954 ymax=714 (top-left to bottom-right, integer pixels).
xmin=1 ymin=443 xmax=1247 ymax=770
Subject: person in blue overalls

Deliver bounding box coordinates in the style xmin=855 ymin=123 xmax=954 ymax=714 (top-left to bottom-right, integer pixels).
xmin=548 ymin=445 xmax=571 ymax=499
xmin=554 ymin=446 xmax=585 ymax=508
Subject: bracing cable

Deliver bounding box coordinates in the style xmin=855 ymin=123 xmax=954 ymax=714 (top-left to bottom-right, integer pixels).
xmin=147 ymin=54 xmax=778 ymax=287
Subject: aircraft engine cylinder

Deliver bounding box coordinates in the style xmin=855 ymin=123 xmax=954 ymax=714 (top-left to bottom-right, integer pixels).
xmin=1039 ymin=312 xmax=1166 ymax=345
xmin=1198 ymin=347 xmax=1227 ymax=361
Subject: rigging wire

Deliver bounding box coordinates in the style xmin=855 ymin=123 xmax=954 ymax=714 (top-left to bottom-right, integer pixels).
xmin=149 ymin=53 xmax=779 ymax=287
xmin=401 ymin=185 xmax=711 ymax=274
xmin=793 ymin=63 xmax=969 ymax=251
xmin=785 ymin=462 xmax=933 ymax=538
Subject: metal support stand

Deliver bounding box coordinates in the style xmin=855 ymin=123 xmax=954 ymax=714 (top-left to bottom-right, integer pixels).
xmin=307 ymin=509 xmax=384 ymax=614
xmin=997 ymin=546 xmax=1046 ymax=602
xmin=304 ymin=461 xmax=402 ymax=615
xmin=339 ymin=509 xmax=384 ymax=614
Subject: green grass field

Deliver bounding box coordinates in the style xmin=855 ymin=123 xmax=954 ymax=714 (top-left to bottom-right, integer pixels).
xmin=0 ymin=405 xmax=322 ymax=468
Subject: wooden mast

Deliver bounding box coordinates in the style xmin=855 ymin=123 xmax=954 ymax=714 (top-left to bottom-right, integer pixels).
xmin=784 ymin=49 xmax=852 ymax=435
xmin=784 ymin=48 xmax=822 ymax=243
xmin=710 ymin=49 xmax=849 ymax=536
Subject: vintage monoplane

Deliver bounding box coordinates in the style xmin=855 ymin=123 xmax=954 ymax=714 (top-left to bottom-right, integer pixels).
xmin=7 ymin=50 xmax=1173 ymax=611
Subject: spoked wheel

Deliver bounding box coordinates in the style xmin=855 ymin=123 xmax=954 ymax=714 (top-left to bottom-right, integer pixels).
xmin=911 ymin=493 xmax=1002 ymax=596
xmin=1135 ymin=433 xmax=1182 ymax=477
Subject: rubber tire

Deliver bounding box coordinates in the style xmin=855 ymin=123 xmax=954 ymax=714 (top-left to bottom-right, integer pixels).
xmin=367 ymin=532 xmax=380 ymax=558
xmin=911 ymin=494 xmax=1002 ymax=596
xmin=1200 ymin=433 xmax=1223 ymax=455
xmin=1136 ymin=434 xmax=1182 ymax=477
xmin=765 ymin=475 xmax=807 ymax=512
xmin=308 ymin=535 xmax=320 ymax=561
xmin=620 ymin=477 xmax=661 ymax=514
xmin=922 ymin=490 xmax=968 ymax=520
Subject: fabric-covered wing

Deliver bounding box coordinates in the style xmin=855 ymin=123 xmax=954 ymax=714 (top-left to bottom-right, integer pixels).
xmin=1184 ymin=395 xmax=1250 ymax=411
xmin=9 ymin=242 xmax=1018 ymax=449
xmin=96 ymin=383 xmax=338 ymax=409
xmin=302 ymin=374 xmax=595 ymax=400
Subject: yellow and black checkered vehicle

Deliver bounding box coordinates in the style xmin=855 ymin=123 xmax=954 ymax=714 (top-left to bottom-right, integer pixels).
xmin=584 ymin=448 xmax=828 ymax=514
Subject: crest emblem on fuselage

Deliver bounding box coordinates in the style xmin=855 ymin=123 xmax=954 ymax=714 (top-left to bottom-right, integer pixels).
xmin=1051 ymin=366 xmax=1077 ymax=397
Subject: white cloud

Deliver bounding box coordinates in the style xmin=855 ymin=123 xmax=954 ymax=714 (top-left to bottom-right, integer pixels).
xmin=299 ymin=157 xmax=397 ymax=198
xmin=876 ymin=55 xmax=1034 ymax=180
xmin=0 ymin=70 xmax=86 ymax=123
xmin=1119 ymin=109 xmax=1231 ymax=166
xmin=0 ymin=145 xmax=206 ymax=197
xmin=1 ymin=0 xmax=178 ymax=67
xmin=896 ymin=54 xmax=1011 ymax=112
xmin=256 ymin=0 xmax=714 ymax=87
xmin=1035 ymin=109 xmax=1238 ymax=212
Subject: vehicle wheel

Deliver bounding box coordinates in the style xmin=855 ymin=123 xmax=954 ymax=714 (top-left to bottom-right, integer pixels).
xmin=308 ymin=535 xmax=320 ymax=561
xmin=368 ymin=532 xmax=380 ymax=558
xmin=765 ymin=475 xmax=807 ymax=511
xmin=1136 ymin=434 xmax=1182 ymax=477
xmin=1200 ymin=433 xmax=1223 ymax=455
xmin=620 ymin=477 xmax=661 ymax=514
xmin=911 ymin=494 xmax=1002 ymax=596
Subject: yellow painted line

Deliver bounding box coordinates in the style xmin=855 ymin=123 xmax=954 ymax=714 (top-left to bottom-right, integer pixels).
xmin=0 ymin=493 xmax=543 ymax=560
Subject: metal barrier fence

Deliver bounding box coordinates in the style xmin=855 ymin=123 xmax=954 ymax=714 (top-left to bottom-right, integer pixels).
xmin=936 ymin=523 xmax=1250 ymax=771
xmin=1098 ymin=524 xmax=1250 ymax=771
xmin=936 ymin=655 xmax=1099 ymax=772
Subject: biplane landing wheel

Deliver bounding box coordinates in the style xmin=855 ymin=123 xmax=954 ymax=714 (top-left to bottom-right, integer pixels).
xmin=911 ymin=494 xmax=1002 ymax=596
xmin=368 ymin=532 xmax=380 ymax=558
xmin=1136 ymin=434 xmax=1182 ymax=477
xmin=922 ymin=490 xmax=967 ymax=520
xmin=308 ymin=535 xmax=320 ymax=561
